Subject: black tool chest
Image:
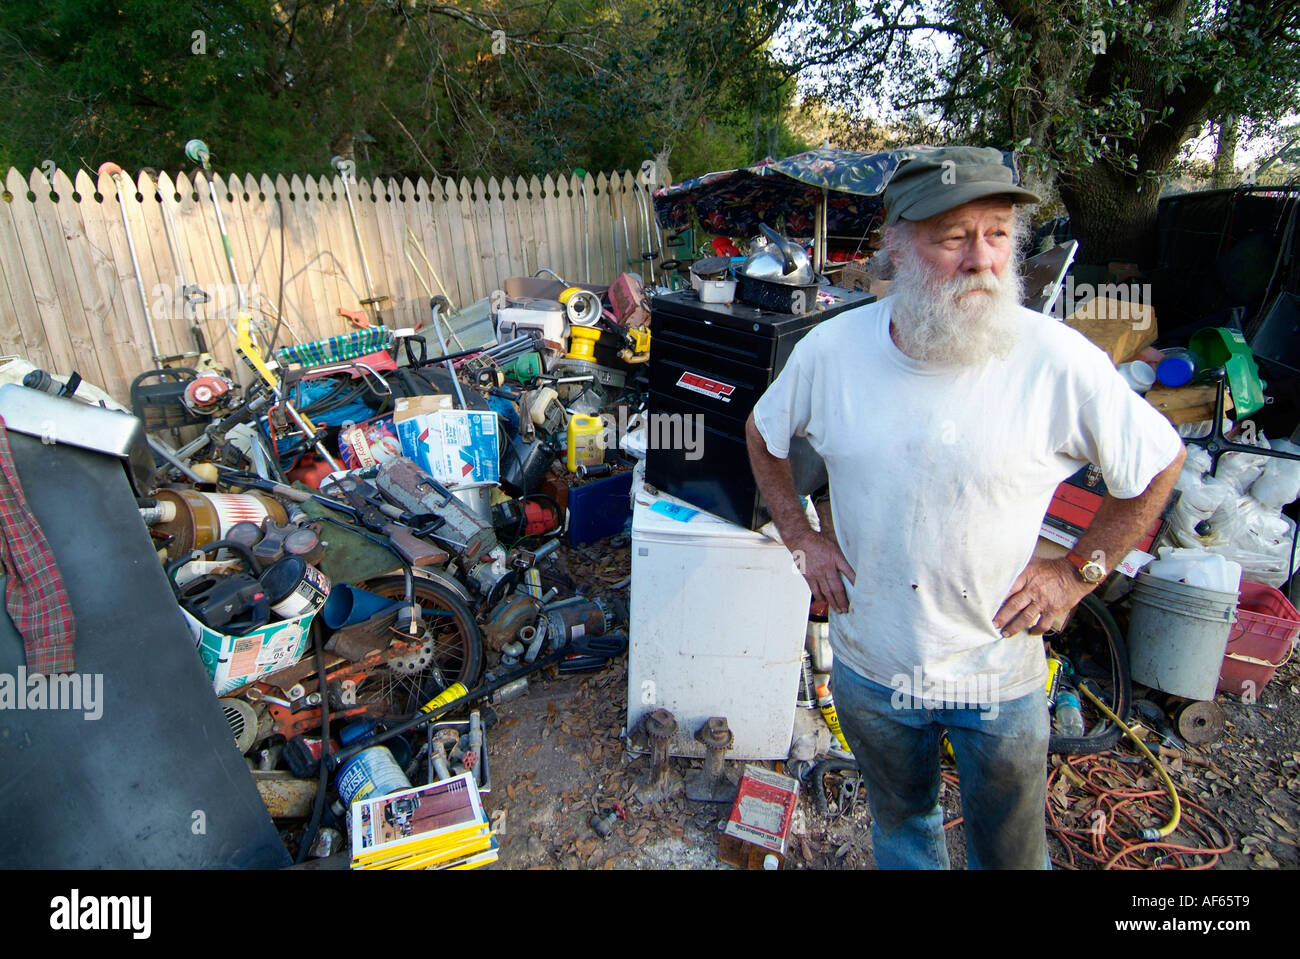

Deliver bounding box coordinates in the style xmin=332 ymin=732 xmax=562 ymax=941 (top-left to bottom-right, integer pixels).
xmin=645 ymin=287 xmax=876 ymax=529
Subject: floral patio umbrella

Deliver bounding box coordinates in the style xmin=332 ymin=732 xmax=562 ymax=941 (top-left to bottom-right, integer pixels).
xmin=653 ymin=146 xmax=1021 ymax=243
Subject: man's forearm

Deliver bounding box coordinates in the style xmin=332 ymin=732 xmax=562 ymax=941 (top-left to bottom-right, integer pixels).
xmin=745 ymin=413 xmax=815 ymax=548
xmin=1073 ymin=447 xmax=1186 ymax=574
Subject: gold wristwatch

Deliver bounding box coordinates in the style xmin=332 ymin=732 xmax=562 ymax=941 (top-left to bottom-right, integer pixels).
xmin=1066 ymin=550 xmax=1106 ymax=585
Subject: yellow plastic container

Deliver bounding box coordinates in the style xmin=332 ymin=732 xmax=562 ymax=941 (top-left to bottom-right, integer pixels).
xmin=566 ymin=414 xmax=605 ymax=472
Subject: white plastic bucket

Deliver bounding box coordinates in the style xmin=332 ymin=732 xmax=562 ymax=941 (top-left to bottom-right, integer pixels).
xmin=1127 ymin=571 xmax=1238 ymax=700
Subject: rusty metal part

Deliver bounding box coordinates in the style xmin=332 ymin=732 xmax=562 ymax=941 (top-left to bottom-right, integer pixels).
xmin=252 ymin=771 xmax=319 ymax=819
xmin=1175 ymin=699 xmax=1226 ymax=744
xmin=484 ymin=594 xmax=541 ymax=652
xmin=684 ymin=717 xmax=738 ymax=803
xmin=324 ymin=610 xmax=399 ymax=661
xmin=636 ymin=709 xmax=683 ymax=804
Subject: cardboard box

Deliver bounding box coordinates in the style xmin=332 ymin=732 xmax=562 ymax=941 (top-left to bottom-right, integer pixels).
xmin=183 ymin=607 xmax=315 ymax=696
xmin=393 ymin=395 xmax=500 ymax=487
xmin=1064 ymin=295 xmax=1158 ymax=364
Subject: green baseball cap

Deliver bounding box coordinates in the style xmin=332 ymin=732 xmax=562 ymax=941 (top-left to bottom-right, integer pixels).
xmin=884 ymin=146 xmax=1041 ymax=226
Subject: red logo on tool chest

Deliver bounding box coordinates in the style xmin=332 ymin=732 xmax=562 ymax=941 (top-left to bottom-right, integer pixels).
xmin=677 ymin=371 xmax=735 ymax=402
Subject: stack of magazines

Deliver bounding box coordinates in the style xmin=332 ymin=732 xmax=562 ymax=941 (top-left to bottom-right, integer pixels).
xmin=349 ymin=772 xmax=496 ymax=870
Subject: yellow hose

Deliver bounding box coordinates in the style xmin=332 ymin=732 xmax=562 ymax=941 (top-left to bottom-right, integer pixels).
xmin=1077 ymin=683 xmax=1181 ymax=841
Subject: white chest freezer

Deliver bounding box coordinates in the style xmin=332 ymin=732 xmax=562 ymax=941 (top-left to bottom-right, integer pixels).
xmin=627 ymin=482 xmax=812 ymax=759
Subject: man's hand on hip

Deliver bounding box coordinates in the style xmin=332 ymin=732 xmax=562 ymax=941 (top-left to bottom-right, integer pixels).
xmin=788 ymin=529 xmax=856 ymax=614
xmin=994 ymin=557 xmax=1092 ymax=637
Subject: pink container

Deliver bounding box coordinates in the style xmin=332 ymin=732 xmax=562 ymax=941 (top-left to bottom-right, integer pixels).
xmin=1217 ymin=582 xmax=1299 ymax=696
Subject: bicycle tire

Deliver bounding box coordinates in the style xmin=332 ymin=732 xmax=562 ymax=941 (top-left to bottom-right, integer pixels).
xmin=352 ymin=573 xmax=484 ymax=718
xmin=1048 ymin=593 xmax=1132 ymax=755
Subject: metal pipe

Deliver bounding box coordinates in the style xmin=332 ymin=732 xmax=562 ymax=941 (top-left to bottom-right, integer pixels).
xmin=332 ymin=156 xmax=383 ymax=325
xmin=98 ymin=163 xmax=163 ymax=364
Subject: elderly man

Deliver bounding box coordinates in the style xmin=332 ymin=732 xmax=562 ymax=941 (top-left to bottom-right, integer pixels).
xmin=745 ymin=147 xmax=1185 ymax=869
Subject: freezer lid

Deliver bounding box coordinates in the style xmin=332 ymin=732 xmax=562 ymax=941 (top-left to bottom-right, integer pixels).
xmin=631 ymin=481 xmax=787 ymax=544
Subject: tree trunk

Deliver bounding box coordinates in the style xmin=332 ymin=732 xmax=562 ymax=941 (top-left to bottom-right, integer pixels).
xmin=1212 ymin=115 xmax=1239 ymax=189
xmin=1057 ymin=164 xmax=1163 ymax=267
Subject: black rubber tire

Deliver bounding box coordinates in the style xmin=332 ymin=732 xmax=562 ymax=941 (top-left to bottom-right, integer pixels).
xmin=353 ymin=573 xmax=484 ymax=717
xmin=1048 ymin=593 xmax=1132 ymax=755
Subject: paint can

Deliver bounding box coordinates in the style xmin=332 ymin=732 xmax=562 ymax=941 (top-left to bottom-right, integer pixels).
xmin=259 ymin=556 xmax=331 ymax=620
xmin=152 ymin=489 xmax=288 ymax=554
xmin=335 ymin=745 xmax=412 ymax=807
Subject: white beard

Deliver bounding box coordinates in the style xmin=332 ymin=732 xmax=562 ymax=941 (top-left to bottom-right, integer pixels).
xmin=888 ymin=244 xmax=1025 ymax=368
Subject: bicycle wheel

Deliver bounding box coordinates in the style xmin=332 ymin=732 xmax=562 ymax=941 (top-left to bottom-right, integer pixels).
xmin=352 ymin=574 xmax=483 ymax=718
xmin=1048 ymin=593 xmax=1132 ymax=755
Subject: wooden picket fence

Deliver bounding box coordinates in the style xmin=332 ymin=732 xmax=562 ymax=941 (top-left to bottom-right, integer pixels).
xmin=0 ymin=164 xmax=667 ymax=405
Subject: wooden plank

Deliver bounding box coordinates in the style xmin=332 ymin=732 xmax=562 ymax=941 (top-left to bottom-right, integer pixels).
xmin=226 ymin=171 xmax=274 ymax=340
xmin=187 ymin=167 xmax=241 ymax=365
xmin=50 ymin=169 xmax=128 ymax=401
xmin=173 ymin=170 xmax=235 ymax=369
xmin=371 ymin=177 xmax=408 ymax=329
xmin=0 ymin=186 xmax=33 ymax=363
xmin=74 ymin=168 xmax=151 ymax=395
xmin=420 ymin=178 xmax=455 ymax=312
xmin=142 ymin=171 xmax=191 ymax=362
xmin=352 ymin=175 xmax=389 ymax=333
xmin=485 ymin=176 xmax=512 ymax=292
xmin=528 ymin=175 xmax=548 ymax=279
xmin=248 ymin=172 xmax=293 ymax=353
xmin=442 ymin=178 xmax=474 ymax=308
xmin=28 ymin=169 xmax=104 ymax=385
xmin=270 ymin=172 xmax=311 ymax=352
xmin=471 ymin=176 xmax=498 ymax=293
xmin=408 ymin=176 xmax=442 ymax=316
xmin=393 ymin=177 xmax=421 ymax=328
xmin=294 ymin=174 xmax=331 ymax=341
xmin=319 ymin=173 xmax=365 ymax=327
xmin=595 ymin=172 xmax=614 ymax=282
xmin=133 ymin=171 xmax=186 ymax=364
xmin=457 ymin=177 xmax=485 ymax=301
xmin=538 ymin=174 xmax=561 ymax=280
xmin=318 ymin=172 xmax=360 ymax=331
xmin=0 ymin=172 xmax=55 ymax=372
xmin=556 ymin=173 xmax=576 ymax=283
xmin=499 ymin=176 xmax=524 ymax=280
xmin=289 ymin=173 xmax=331 ymax=343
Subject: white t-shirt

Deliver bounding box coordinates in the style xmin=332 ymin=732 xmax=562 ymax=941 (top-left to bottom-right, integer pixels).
xmin=752 ymin=297 xmax=1183 ymax=704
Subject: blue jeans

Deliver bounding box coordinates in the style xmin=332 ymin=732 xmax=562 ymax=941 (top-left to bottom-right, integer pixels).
xmin=830 ymin=660 xmax=1050 ymax=870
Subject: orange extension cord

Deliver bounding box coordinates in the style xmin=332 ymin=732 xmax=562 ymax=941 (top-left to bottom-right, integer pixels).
xmin=937 ymin=760 xmax=1234 ymax=870
xmin=1044 ymin=754 xmax=1234 ymax=869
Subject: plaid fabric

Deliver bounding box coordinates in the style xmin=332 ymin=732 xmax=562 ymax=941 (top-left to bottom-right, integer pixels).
xmin=0 ymin=416 xmax=76 ymax=674
xmin=275 ymin=327 xmax=391 ymax=368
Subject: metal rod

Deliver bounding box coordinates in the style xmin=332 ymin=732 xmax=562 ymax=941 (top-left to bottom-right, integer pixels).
xmin=98 ymin=163 xmax=163 ymax=364
xmin=332 ymin=156 xmax=385 ymax=326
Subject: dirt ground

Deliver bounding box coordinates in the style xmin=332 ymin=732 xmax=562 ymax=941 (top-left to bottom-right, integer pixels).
xmin=476 ymin=536 xmax=1300 ymax=871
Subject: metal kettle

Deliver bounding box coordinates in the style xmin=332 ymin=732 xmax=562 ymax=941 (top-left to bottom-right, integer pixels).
xmin=741 ymin=223 xmax=814 ymax=286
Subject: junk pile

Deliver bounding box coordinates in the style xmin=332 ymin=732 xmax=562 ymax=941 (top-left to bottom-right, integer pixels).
xmin=123 ymin=268 xmax=665 ymax=865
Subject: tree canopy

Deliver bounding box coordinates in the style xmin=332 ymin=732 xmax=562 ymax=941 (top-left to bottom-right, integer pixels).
xmin=789 ymin=0 xmax=1300 ymax=263
xmin=0 ymin=0 xmax=812 ymax=183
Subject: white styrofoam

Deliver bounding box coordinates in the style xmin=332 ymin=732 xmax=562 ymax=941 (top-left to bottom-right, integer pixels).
xmin=627 ymin=486 xmax=811 ymax=760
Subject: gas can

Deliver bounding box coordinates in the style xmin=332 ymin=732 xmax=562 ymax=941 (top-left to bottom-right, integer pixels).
xmin=566 ymin=414 xmax=605 ymax=472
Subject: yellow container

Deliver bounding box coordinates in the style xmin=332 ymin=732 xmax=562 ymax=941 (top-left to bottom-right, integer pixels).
xmin=566 ymin=414 xmax=605 ymax=472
